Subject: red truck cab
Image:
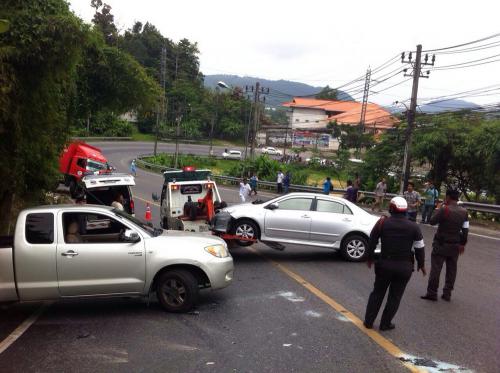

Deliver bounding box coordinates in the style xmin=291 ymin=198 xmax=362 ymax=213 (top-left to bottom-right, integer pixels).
xmin=59 ymin=142 xmax=109 ymax=197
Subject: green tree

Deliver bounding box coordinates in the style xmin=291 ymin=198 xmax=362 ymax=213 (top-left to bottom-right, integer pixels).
xmin=315 ymin=85 xmax=338 ymax=100
xmin=0 ymin=0 xmax=87 ymax=233
xmin=90 ymin=0 xmax=117 ymax=45
xmin=71 ymin=29 xmax=161 ymax=135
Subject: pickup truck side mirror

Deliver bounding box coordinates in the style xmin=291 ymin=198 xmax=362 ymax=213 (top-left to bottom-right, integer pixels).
xmin=122 ymin=229 xmax=140 ymax=243
xmin=152 ymin=193 xmax=159 ymax=202
xmin=265 ymin=202 xmax=279 ymax=210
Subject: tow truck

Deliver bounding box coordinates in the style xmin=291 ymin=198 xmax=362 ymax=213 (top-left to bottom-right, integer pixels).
xmin=157 ymin=167 xmax=256 ymax=246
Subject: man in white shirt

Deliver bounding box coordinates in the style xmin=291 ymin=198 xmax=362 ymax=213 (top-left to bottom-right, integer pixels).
xmin=276 ymin=170 xmax=284 ymax=193
xmin=239 ymin=178 xmax=251 ymax=202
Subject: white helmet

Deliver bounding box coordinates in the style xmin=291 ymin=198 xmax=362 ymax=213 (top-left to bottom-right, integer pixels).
xmin=389 ymin=196 xmax=408 ymax=213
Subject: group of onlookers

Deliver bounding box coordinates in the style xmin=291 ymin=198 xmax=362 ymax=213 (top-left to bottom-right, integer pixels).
xmin=371 ymin=178 xmax=441 ymax=222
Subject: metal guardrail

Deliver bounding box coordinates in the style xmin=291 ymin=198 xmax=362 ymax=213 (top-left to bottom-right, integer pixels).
xmin=72 ymin=137 xmax=133 ymax=141
xmin=136 ymin=155 xmax=500 ymax=215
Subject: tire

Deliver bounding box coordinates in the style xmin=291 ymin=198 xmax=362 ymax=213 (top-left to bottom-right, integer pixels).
xmin=156 ymin=269 xmax=199 ymax=313
xmin=341 ymin=234 xmax=369 ymax=262
xmin=232 ymin=219 xmax=258 ymax=247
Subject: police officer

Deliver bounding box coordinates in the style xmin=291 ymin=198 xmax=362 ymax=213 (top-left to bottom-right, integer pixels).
xmin=421 ymin=188 xmax=468 ymax=302
xmin=364 ymin=197 xmax=426 ymax=331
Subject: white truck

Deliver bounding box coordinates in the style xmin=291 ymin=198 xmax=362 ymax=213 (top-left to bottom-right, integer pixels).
xmin=0 ymin=204 xmax=233 ymax=313
xmin=158 ymin=168 xmax=224 ymax=233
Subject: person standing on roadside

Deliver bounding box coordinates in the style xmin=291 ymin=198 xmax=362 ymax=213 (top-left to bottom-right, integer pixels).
xmin=276 ymin=170 xmax=284 ymax=194
xmin=364 ymin=197 xmax=426 ymax=331
xmin=249 ymin=173 xmax=259 ymax=196
xmin=239 ymin=178 xmax=251 ymax=203
xmin=283 ymin=171 xmax=291 ymax=194
xmin=421 ymin=188 xmax=468 ymax=302
xmin=323 ymin=177 xmax=332 ymax=195
xmin=421 ymin=181 xmax=439 ymax=224
xmin=130 ymin=159 xmax=137 ymax=177
xmin=353 ymin=173 xmax=362 ymax=203
xmin=403 ymin=182 xmax=421 ymax=222
xmin=344 ymin=180 xmax=357 ymax=202
xmin=372 ymin=177 xmax=387 ymax=212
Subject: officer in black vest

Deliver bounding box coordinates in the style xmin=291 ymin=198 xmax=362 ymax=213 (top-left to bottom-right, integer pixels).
xmin=421 ymin=188 xmax=468 ymax=302
xmin=364 ymin=197 xmax=426 ymax=331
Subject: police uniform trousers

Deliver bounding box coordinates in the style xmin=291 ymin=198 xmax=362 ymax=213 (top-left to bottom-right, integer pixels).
xmin=427 ymin=244 xmax=459 ymax=298
xmin=365 ymin=259 xmax=413 ymax=326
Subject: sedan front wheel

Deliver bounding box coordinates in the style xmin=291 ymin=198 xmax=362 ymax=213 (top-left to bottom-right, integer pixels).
xmin=233 ymin=219 xmax=258 ymax=247
xmin=341 ymin=235 xmax=368 ymax=262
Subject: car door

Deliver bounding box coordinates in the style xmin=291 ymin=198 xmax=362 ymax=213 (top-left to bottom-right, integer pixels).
xmin=264 ymin=197 xmax=313 ymax=241
xmin=56 ymin=211 xmax=146 ymax=296
xmin=309 ymin=198 xmax=355 ymax=244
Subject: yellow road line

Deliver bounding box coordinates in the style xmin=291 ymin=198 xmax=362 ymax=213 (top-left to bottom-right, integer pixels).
xmin=0 ymin=302 xmax=52 ymax=355
xmin=249 ymin=248 xmax=425 ymax=373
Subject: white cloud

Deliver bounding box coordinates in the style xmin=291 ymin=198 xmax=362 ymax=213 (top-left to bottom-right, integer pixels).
xmin=69 ymin=0 xmax=500 ymax=106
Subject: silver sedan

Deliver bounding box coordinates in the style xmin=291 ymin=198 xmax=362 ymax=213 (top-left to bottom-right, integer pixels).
xmin=220 ymin=193 xmax=380 ymax=261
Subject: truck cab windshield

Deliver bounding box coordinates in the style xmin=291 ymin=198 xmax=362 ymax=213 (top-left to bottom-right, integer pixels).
xmin=87 ymin=159 xmax=107 ymax=172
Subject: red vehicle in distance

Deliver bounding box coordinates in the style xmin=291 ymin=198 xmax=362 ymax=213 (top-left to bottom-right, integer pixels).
xmin=59 ymin=141 xmax=110 ymax=197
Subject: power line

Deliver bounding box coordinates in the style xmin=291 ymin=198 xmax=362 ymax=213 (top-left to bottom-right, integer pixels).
xmin=422 ymin=32 xmax=500 ymax=52
xmin=430 ymin=52 xmax=500 ymax=70
xmin=435 ymin=40 xmax=500 ymax=55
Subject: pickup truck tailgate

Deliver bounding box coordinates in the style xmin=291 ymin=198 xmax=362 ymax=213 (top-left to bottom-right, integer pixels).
xmin=0 ymin=243 xmax=18 ymax=302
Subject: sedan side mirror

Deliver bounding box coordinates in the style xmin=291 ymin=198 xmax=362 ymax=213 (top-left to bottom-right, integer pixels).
xmin=266 ymin=202 xmax=279 ymax=210
xmin=122 ymin=229 xmax=140 ymax=243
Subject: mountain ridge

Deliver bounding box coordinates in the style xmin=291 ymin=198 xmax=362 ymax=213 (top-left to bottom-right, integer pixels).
xmin=203 ymin=74 xmax=354 ymax=107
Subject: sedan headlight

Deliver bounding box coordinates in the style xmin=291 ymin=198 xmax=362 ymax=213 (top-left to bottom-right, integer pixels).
xmin=204 ymin=244 xmax=229 ymax=258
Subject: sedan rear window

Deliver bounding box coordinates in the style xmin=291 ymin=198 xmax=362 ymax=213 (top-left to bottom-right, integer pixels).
xmin=316 ymin=200 xmax=352 ymax=215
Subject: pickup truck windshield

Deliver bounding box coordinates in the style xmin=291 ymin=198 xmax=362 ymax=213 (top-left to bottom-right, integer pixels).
xmin=113 ymin=209 xmax=162 ymax=237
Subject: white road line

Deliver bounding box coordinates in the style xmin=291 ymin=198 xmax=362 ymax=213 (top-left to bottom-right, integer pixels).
xmin=468 ymin=232 xmax=500 ymax=241
xmin=0 ymin=302 xmax=52 ymax=355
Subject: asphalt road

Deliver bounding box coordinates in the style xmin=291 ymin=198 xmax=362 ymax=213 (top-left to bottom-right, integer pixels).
xmin=1 ymin=141 xmax=499 ymax=373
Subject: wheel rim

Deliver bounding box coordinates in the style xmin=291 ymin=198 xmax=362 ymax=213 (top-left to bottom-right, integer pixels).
xmin=346 ymin=239 xmax=366 ymax=259
xmin=236 ymin=224 xmax=255 ymax=239
xmin=161 ymin=279 xmax=187 ymax=307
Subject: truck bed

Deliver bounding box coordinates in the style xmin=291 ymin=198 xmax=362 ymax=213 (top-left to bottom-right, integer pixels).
xmin=0 ymin=236 xmax=18 ymax=302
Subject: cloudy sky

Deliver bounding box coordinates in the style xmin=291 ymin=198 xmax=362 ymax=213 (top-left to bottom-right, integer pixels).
xmin=69 ymin=0 xmax=500 ymax=107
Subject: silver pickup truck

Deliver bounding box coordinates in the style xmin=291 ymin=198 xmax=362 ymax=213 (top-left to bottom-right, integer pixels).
xmin=0 ymin=205 xmax=233 ymax=313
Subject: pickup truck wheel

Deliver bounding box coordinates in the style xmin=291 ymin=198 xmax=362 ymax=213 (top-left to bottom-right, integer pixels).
xmin=341 ymin=234 xmax=368 ymax=262
xmin=156 ymin=270 xmax=199 ymax=313
xmin=232 ymin=219 xmax=258 ymax=247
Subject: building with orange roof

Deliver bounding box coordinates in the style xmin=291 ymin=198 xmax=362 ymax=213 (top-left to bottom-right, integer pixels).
xmin=282 ymin=97 xmax=399 ymax=134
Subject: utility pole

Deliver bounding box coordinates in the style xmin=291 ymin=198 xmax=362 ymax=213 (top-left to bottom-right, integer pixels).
xmin=399 ymin=45 xmax=435 ymax=193
xmin=245 ymin=83 xmax=269 ymax=158
xmin=244 ymin=97 xmax=253 ymax=160
xmin=154 ymin=45 xmax=167 ymax=156
xmin=359 ymin=68 xmax=371 ymax=133
xmin=208 ymin=87 xmax=219 ymax=157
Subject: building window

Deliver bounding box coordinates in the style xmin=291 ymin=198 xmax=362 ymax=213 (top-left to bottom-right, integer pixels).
xmin=315 ymin=120 xmax=319 ymax=123
xmin=295 ymin=119 xmax=299 ymax=122
xmin=305 ymin=120 xmax=309 ymax=123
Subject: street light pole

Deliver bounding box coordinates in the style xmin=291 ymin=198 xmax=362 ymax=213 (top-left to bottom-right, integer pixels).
xmin=208 ymin=86 xmax=220 ymax=157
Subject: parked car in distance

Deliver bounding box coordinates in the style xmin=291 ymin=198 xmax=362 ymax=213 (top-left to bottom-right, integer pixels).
xmin=261 ymin=146 xmax=282 ymax=156
xmin=213 ymin=193 xmax=380 ymax=261
xmin=306 ymin=157 xmax=327 ymax=165
xmin=0 ymin=205 xmax=233 ymax=313
xmin=222 ymin=150 xmax=242 ymax=160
